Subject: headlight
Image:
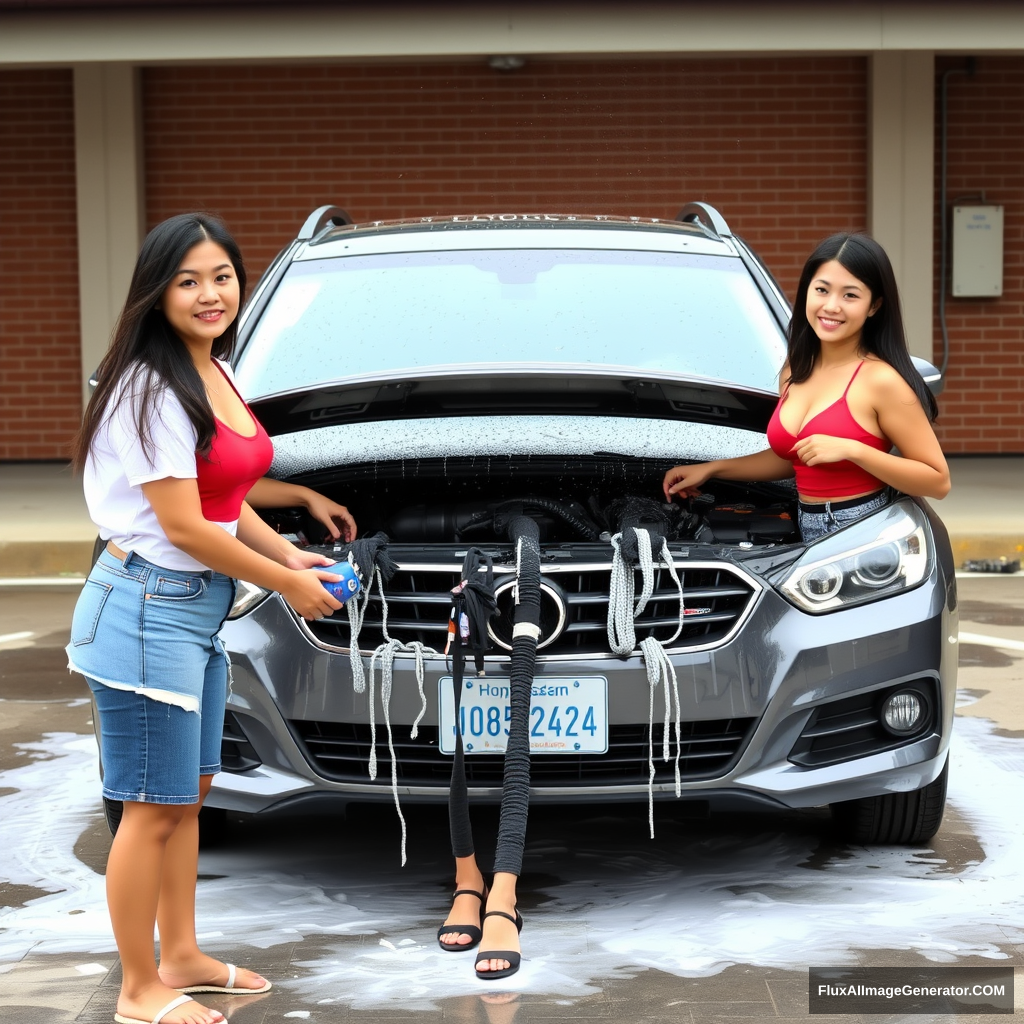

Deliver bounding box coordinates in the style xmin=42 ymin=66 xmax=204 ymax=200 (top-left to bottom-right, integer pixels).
xmin=777 ymin=501 xmax=932 ymax=613
xmin=227 ymin=579 xmax=271 ymax=620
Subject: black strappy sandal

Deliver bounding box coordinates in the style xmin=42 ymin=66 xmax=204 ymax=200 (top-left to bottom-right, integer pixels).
xmin=436 ymin=888 xmax=487 ymax=952
xmin=474 ymin=909 xmax=524 ymax=980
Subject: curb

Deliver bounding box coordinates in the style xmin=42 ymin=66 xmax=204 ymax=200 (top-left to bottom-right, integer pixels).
xmin=947 ymin=534 xmax=1024 ymax=567
xmin=0 ymin=541 xmax=96 ymax=578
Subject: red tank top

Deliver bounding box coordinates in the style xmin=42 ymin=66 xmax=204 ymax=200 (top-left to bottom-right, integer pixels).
xmin=195 ymin=363 xmax=274 ymax=522
xmin=766 ymin=361 xmax=890 ymax=499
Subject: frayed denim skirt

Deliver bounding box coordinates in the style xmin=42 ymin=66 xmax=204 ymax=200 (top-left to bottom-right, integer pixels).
xmin=797 ymin=490 xmax=891 ymax=544
xmin=66 ymin=547 xmax=235 ymax=805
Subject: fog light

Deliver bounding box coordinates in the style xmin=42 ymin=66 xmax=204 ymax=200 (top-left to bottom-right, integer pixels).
xmin=798 ymin=564 xmax=843 ymax=602
xmin=882 ymin=691 xmax=923 ymax=734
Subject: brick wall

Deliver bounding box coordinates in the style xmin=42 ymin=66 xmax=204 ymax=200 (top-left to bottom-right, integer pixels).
xmin=933 ymin=57 xmax=1024 ymax=454
xmin=144 ymin=57 xmax=867 ymax=304
xmin=3 ymin=56 xmax=1022 ymax=460
xmin=0 ymin=69 xmax=81 ymax=461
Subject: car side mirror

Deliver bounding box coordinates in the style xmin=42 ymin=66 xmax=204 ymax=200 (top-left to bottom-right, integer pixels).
xmin=911 ymin=356 xmax=944 ymax=397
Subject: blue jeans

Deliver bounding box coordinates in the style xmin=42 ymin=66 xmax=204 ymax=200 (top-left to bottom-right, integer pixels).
xmin=67 ymin=548 xmax=235 ymax=804
xmin=797 ymin=490 xmax=891 ymax=543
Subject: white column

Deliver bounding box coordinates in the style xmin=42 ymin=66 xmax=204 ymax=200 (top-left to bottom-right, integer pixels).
xmin=73 ymin=63 xmax=145 ymax=404
xmin=868 ymin=52 xmax=935 ymax=361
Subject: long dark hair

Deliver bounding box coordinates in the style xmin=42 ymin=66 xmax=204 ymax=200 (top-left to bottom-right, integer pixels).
xmin=786 ymin=233 xmax=938 ymax=421
xmin=71 ymin=213 xmax=247 ymax=471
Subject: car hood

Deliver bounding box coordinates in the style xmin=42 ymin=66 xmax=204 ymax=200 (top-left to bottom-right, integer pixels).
xmin=244 ymin=363 xmax=779 ymax=437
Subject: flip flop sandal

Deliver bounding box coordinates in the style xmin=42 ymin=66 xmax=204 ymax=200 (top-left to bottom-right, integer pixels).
xmin=114 ymin=993 xmax=210 ymax=1024
xmin=437 ymin=887 xmax=487 ymax=951
xmin=177 ymin=963 xmax=272 ymax=994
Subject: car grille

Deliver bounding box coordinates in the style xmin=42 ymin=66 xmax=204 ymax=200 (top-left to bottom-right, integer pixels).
xmin=788 ymin=679 xmax=938 ymax=768
xmin=302 ymin=559 xmax=758 ymax=657
xmin=290 ymin=718 xmax=756 ymax=787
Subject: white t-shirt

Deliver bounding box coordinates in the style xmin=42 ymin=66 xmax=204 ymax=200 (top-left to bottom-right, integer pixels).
xmin=84 ymin=366 xmax=238 ymax=571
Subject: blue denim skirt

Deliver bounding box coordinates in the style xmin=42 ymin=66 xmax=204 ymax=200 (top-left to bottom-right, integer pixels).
xmin=66 ymin=548 xmax=235 ymax=804
xmin=797 ymin=489 xmax=891 ymax=543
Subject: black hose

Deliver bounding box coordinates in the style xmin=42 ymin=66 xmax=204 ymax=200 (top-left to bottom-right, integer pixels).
xmin=493 ymin=515 xmax=541 ymax=876
xmin=472 ymin=497 xmax=600 ymax=543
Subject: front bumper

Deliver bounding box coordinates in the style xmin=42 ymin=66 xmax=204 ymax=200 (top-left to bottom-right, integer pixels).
xmin=212 ymin=548 xmax=956 ymax=816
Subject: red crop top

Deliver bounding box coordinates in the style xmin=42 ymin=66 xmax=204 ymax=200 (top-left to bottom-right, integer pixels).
xmin=195 ymin=363 xmax=274 ymax=522
xmin=766 ymin=361 xmax=890 ymax=499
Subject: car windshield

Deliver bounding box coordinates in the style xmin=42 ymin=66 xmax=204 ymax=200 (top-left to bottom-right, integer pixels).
xmin=235 ymin=247 xmax=787 ymax=398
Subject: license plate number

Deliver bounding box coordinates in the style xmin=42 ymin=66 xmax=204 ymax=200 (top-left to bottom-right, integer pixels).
xmin=439 ymin=676 xmax=608 ymax=755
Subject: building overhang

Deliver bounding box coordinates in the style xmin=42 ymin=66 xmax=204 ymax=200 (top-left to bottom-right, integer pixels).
xmin=2 ymin=2 xmax=1024 ymax=69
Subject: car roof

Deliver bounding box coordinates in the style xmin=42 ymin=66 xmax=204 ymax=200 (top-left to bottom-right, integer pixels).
xmin=300 ymin=213 xmax=736 ymax=261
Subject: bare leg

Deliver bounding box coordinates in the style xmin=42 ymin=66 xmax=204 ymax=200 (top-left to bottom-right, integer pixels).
xmin=439 ymin=853 xmax=488 ymax=947
xmin=156 ymin=776 xmax=268 ymax=993
xmin=108 ymin=800 xmax=222 ymax=1024
xmin=475 ymin=871 xmax=519 ymax=974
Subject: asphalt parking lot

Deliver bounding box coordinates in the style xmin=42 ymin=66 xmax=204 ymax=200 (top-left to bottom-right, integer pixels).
xmin=1 ymin=575 xmax=1022 ymax=1023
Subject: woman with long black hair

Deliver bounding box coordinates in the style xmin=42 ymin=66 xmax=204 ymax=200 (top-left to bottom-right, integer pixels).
xmin=68 ymin=213 xmax=353 ymax=1024
xmin=663 ymin=233 xmax=950 ymax=538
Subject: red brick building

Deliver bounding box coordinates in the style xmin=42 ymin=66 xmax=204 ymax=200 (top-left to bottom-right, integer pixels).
xmin=1 ymin=2 xmax=1022 ymax=459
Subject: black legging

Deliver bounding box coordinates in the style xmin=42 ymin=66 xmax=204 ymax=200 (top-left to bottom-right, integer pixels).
xmin=448 ymin=623 xmax=475 ymax=858
xmin=448 ymin=518 xmax=541 ymax=877
xmin=448 ymin=547 xmax=495 ymax=860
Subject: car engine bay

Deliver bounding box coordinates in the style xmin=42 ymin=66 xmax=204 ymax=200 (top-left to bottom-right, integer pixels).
xmin=259 ymin=455 xmax=800 ymax=549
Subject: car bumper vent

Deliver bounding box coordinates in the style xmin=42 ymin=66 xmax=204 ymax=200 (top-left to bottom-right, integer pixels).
xmin=220 ymin=711 xmax=263 ymax=773
xmin=290 ymin=718 xmax=756 ymax=787
xmin=302 ymin=555 xmax=757 ymax=658
xmin=788 ymin=680 xmax=938 ymax=768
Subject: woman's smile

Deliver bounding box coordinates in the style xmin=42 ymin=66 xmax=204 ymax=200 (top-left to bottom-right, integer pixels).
xmin=805 ymin=259 xmax=879 ymax=349
xmin=159 ymin=239 xmax=241 ymax=349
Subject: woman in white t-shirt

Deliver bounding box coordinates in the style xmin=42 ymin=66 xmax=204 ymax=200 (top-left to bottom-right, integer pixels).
xmin=68 ymin=214 xmax=348 ymax=1024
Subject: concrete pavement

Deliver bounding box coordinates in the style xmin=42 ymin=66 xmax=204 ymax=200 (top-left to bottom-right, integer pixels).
xmin=2 ymin=577 xmax=1023 ymax=1021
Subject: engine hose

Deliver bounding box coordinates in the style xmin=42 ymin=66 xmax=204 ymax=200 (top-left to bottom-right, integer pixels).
xmin=493 ymin=514 xmax=542 ymax=877
xmin=489 ymin=497 xmax=601 ymax=542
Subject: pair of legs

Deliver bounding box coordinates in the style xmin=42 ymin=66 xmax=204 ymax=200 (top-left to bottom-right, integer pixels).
xmin=69 ymin=554 xmax=263 ymax=1022
xmin=440 ymin=864 xmax=520 ymax=974
xmin=109 ymin=776 xmax=267 ymax=1024
xmin=439 ymin=527 xmax=540 ymax=977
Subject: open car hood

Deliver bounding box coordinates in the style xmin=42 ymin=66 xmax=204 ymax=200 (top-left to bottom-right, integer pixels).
xmin=245 ymin=363 xmax=779 ymax=437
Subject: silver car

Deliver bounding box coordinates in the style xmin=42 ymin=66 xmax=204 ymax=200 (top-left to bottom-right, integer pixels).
xmin=209 ymin=203 xmax=956 ymax=845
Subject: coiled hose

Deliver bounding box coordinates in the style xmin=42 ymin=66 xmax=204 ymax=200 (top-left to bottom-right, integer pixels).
xmin=492 ymin=514 xmax=542 ymax=876
xmin=460 ymin=497 xmax=600 ymax=543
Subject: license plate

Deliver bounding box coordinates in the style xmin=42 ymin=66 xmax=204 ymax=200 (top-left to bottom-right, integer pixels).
xmin=438 ymin=676 xmax=608 ymax=755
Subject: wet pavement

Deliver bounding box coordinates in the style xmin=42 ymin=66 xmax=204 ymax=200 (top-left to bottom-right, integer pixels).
xmin=1 ymin=578 xmax=1023 ymax=1023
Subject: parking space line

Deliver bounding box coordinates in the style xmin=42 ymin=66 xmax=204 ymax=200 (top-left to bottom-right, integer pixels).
xmin=0 ymin=630 xmax=35 ymax=644
xmin=0 ymin=577 xmax=86 ymax=586
xmin=959 ymin=631 xmax=1024 ymax=653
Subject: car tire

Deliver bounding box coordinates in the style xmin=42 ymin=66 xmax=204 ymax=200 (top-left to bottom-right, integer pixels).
xmin=102 ymin=795 xmax=124 ymax=836
xmin=830 ymin=759 xmax=948 ymax=844
xmin=198 ymin=806 xmax=228 ymax=847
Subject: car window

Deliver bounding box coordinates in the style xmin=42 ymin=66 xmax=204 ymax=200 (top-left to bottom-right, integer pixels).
xmin=235 ymin=248 xmax=787 ymax=398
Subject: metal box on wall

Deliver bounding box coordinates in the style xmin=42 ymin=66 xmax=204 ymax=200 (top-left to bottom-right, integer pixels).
xmin=952 ymin=205 xmax=1004 ymax=297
